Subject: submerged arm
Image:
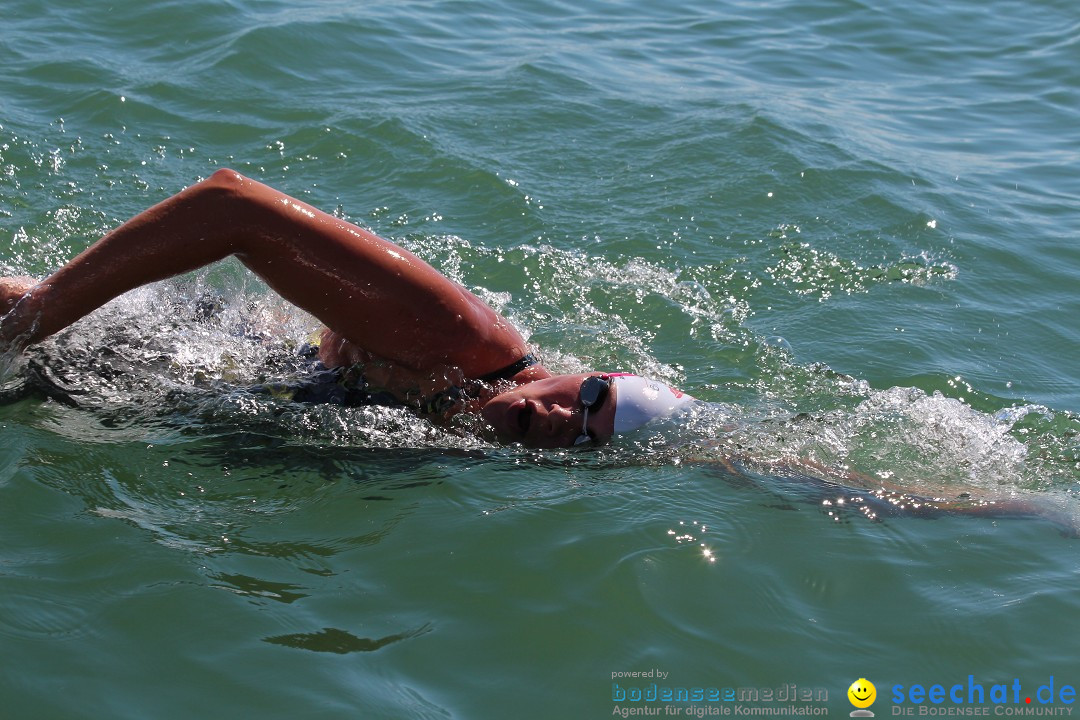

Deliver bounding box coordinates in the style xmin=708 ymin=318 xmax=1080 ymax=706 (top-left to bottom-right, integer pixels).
xmin=0 ymin=170 xmax=529 ymax=376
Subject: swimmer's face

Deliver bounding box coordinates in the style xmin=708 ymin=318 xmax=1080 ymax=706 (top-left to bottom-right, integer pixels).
xmin=480 ymin=372 xmax=616 ymax=448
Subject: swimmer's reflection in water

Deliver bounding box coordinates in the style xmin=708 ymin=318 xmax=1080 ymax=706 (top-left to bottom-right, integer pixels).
xmin=0 ymin=171 xmax=1069 ymax=532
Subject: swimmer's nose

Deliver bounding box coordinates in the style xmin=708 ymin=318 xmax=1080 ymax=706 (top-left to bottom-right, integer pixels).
xmin=546 ymin=404 xmax=574 ymax=435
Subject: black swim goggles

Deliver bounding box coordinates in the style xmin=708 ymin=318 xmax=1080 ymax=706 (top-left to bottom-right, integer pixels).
xmin=574 ymin=375 xmax=612 ymax=446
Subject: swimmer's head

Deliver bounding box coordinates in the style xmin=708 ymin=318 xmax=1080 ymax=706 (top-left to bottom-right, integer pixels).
xmin=607 ymin=373 xmax=694 ymax=434
xmin=479 ymin=372 xmax=693 ymax=448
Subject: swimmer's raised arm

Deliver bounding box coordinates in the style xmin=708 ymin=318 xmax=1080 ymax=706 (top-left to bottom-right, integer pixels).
xmin=0 ymin=169 xmax=529 ymax=377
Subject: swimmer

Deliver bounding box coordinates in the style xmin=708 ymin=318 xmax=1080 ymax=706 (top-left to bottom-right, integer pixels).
xmin=2 ymin=171 xmax=1073 ymax=531
xmin=0 ymin=169 xmax=693 ymax=447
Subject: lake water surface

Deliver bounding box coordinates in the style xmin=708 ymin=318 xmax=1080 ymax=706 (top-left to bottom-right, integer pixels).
xmin=2 ymin=0 xmax=1079 ymax=717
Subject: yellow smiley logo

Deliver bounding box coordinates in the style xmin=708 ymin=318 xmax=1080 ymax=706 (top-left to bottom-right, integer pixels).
xmin=848 ymin=678 xmax=877 ymax=709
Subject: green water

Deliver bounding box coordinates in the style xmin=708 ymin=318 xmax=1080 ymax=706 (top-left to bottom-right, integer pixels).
xmin=2 ymin=0 xmax=1079 ymax=717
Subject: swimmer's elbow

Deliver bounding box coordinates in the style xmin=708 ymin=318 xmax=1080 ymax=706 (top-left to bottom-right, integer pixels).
xmin=205 ymin=167 xmax=249 ymax=189
xmin=194 ymin=168 xmax=255 ymax=223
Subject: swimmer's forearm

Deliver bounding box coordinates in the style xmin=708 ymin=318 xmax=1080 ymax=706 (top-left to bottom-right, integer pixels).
xmin=0 ymin=174 xmax=241 ymax=348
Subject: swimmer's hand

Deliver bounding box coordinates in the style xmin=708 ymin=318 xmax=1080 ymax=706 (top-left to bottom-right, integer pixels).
xmin=0 ymin=276 xmax=37 ymax=314
xmin=0 ymin=276 xmax=39 ymax=350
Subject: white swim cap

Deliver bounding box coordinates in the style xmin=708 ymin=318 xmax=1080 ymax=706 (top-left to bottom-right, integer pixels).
xmin=610 ymin=373 xmax=694 ymax=434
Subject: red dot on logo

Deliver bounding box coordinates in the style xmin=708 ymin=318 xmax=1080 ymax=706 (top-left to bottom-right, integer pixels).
xmin=1026 ymin=699 xmax=1032 ymax=705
